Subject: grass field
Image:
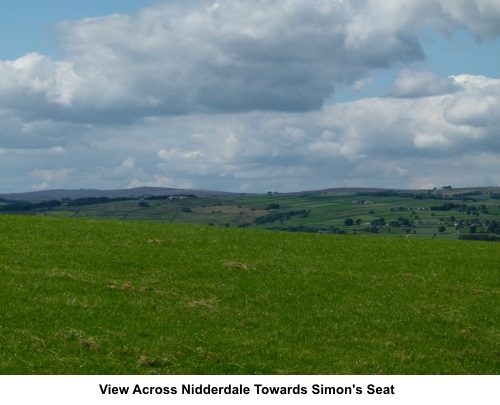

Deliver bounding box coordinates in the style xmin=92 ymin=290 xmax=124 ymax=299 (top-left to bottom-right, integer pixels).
xmin=0 ymin=215 xmax=498 ymax=374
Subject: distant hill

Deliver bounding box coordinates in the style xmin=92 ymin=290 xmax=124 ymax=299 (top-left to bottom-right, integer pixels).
xmin=0 ymin=187 xmax=237 ymax=202
xmin=0 ymin=186 xmax=395 ymax=202
xmin=1 ymin=185 xmax=498 ymax=202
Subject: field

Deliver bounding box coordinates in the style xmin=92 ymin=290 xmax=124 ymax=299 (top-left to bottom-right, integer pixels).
xmin=4 ymin=187 xmax=500 ymax=241
xmin=0 ymin=215 xmax=498 ymax=374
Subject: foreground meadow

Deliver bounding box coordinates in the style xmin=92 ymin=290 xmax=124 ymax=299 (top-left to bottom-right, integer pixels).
xmin=0 ymin=215 xmax=498 ymax=374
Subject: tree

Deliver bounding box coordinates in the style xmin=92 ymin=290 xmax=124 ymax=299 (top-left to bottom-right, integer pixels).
xmin=438 ymin=226 xmax=446 ymax=233
xmin=344 ymin=218 xmax=354 ymax=226
xmin=488 ymin=221 xmax=498 ymax=233
xmin=371 ymin=217 xmax=386 ymax=226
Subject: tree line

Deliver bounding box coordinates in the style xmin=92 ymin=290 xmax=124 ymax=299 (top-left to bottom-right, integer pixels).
xmin=0 ymin=200 xmax=61 ymax=212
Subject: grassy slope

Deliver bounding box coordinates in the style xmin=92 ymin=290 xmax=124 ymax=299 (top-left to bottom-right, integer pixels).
xmin=0 ymin=215 xmax=498 ymax=374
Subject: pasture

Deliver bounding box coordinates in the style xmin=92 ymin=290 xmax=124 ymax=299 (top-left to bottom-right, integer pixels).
xmin=0 ymin=215 xmax=498 ymax=374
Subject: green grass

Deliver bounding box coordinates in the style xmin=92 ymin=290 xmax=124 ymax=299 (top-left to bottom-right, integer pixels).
xmin=0 ymin=215 xmax=498 ymax=374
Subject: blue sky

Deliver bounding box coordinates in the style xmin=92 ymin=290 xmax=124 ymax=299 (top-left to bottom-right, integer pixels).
xmin=1 ymin=0 xmax=499 ymax=193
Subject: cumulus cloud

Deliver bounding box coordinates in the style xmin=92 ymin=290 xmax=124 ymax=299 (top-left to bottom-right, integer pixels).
xmin=2 ymin=0 xmax=498 ymax=124
xmin=2 ymin=71 xmax=499 ymax=192
xmin=444 ymin=75 xmax=500 ymax=127
xmin=148 ymin=74 xmax=499 ymax=190
xmin=45 ymin=72 xmax=493 ymax=192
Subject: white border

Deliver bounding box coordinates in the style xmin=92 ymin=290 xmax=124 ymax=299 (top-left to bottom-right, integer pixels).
xmin=1 ymin=375 xmax=498 ymax=404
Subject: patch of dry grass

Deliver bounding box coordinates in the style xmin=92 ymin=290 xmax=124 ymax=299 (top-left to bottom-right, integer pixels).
xmin=105 ymin=282 xmax=134 ymax=291
xmin=186 ymin=298 xmax=218 ymax=310
xmin=223 ymin=261 xmax=248 ymax=270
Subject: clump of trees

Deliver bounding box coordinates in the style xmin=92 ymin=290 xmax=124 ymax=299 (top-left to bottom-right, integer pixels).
xmin=388 ymin=218 xmax=413 ymax=227
xmin=361 ymin=226 xmax=380 ymax=233
xmin=370 ymin=217 xmax=386 ymax=226
xmin=430 ymin=203 xmax=460 ymax=211
xmin=255 ymin=210 xmax=309 ymax=224
xmin=429 ymin=203 xmax=485 ymax=215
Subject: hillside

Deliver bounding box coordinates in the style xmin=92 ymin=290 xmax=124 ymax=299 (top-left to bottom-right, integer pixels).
xmin=2 ymin=186 xmax=500 ymax=240
xmin=0 ymin=215 xmax=498 ymax=374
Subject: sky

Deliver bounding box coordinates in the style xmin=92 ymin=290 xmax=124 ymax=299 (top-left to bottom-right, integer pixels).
xmin=1 ymin=0 xmax=499 ymax=193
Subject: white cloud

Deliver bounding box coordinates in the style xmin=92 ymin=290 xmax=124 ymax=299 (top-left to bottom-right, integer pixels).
xmin=121 ymin=157 xmax=135 ymax=169
xmin=4 ymin=0 xmax=498 ymax=123
xmin=1 ymin=71 xmax=498 ymax=193
xmin=30 ymin=168 xmax=72 ymax=190
xmin=0 ymin=53 xmax=81 ymax=108
xmin=413 ymin=133 xmax=448 ymax=148
xmin=444 ymin=75 xmax=500 ymax=127
xmin=437 ymin=0 xmax=500 ymax=39
xmin=390 ymin=69 xmax=459 ymax=98
xmin=183 ymin=151 xmax=205 ymax=159
xmin=139 ymin=73 xmax=498 ymax=190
